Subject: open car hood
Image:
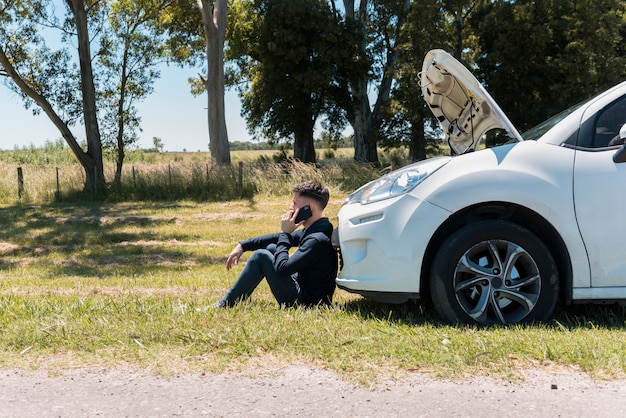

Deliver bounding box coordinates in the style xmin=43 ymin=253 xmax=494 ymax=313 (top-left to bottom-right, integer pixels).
xmin=420 ymin=49 xmax=523 ymax=155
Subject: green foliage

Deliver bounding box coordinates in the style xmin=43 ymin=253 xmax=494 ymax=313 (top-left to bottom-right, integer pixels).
xmin=0 ymin=139 xmax=75 ymax=165
xmin=227 ymin=0 xmax=352 ymax=162
xmin=152 ymin=137 xmax=164 ymax=153
xmin=471 ymin=0 xmax=626 ymax=130
xmin=157 ymin=0 xmax=205 ymax=66
xmin=0 ymin=1 xmax=82 ymax=123
xmin=323 ymin=148 xmax=336 ymax=159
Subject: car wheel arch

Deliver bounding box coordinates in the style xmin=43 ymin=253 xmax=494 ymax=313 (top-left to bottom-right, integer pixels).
xmin=419 ymin=201 xmax=573 ymax=306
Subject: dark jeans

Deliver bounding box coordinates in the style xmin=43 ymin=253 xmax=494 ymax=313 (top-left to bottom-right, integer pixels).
xmin=219 ymin=244 xmax=300 ymax=307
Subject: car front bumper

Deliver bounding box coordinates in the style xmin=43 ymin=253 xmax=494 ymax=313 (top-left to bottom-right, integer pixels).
xmin=334 ymin=194 xmax=451 ymax=297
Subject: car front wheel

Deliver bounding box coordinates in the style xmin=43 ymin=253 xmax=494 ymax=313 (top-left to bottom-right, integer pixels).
xmin=429 ymin=220 xmax=559 ymax=325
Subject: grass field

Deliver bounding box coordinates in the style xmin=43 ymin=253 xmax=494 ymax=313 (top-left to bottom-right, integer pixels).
xmin=1 ymin=147 xmax=626 ymax=384
xmin=2 ymin=194 xmax=626 ymax=385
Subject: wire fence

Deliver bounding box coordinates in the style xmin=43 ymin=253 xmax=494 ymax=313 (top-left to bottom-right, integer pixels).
xmin=1 ymin=161 xmax=250 ymax=204
xmin=1 ymin=156 xmax=380 ymax=204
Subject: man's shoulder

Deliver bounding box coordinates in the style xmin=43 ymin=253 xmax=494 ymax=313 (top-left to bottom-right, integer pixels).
xmin=308 ymin=217 xmax=334 ymax=232
xmin=302 ymin=221 xmax=333 ymax=245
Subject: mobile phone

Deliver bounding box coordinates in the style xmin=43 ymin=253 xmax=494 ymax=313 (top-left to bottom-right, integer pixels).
xmin=294 ymin=205 xmax=312 ymax=223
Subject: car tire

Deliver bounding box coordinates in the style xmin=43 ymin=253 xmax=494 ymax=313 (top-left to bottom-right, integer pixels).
xmin=429 ymin=220 xmax=559 ymax=325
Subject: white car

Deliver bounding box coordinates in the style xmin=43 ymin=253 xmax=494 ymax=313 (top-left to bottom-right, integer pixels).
xmin=334 ymin=49 xmax=626 ymax=325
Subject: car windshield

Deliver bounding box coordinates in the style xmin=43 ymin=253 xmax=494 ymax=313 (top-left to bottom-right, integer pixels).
xmin=521 ymin=101 xmax=586 ymax=141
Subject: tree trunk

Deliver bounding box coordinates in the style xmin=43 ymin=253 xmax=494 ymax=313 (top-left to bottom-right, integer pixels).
xmin=114 ymin=49 xmax=130 ymax=186
xmin=344 ymin=0 xmax=378 ymax=164
xmin=68 ymin=0 xmax=105 ymax=192
xmin=293 ymin=115 xmax=316 ymax=163
xmin=352 ymin=80 xmax=378 ymax=163
xmin=197 ymin=0 xmax=231 ymax=166
xmin=409 ymin=113 xmax=426 ymax=162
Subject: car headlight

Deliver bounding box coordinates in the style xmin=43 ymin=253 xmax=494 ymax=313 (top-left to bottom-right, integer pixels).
xmin=345 ymin=156 xmax=451 ymax=205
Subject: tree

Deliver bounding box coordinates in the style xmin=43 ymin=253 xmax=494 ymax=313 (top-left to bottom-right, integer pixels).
xmin=471 ymin=0 xmax=626 ymax=130
xmin=382 ymin=0 xmax=444 ymax=162
xmin=0 ymin=0 xmax=105 ymax=192
xmin=440 ymin=0 xmax=477 ymax=60
xmin=227 ymin=0 xmax=349 ymax=163
xmin=99 ymin=0 xmax=172 ymax=185
xmin=339 ymin=0 xmax=411 ymax=165
xmin=160 ymin=0 xmax=231 ymax=165
xmin=379 ymin=0 xmax=478 ymax=162
xmin=66 ymin=0 xmax=106 ymax=191
xmin=152 ymin=136 xmax=164 ymax=152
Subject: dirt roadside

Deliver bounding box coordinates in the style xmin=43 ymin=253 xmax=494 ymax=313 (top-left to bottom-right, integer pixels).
xmin=1 ymin=365 xmax=626 ymax=417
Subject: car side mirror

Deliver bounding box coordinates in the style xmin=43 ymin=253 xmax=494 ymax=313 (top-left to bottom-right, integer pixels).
xmin=612 ymin=124 xmax=626 ymax=163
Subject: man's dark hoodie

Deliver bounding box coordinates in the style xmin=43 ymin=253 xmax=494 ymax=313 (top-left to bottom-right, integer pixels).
xmin=239 ymin=217 xmax=337 ymax=305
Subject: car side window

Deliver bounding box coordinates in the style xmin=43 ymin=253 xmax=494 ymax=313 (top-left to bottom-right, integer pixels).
xmin=592 ymin=96 xmax=626 ymax=148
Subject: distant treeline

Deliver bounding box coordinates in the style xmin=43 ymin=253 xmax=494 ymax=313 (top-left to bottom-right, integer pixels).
xmin=229 ymin=135 xmax=354 ymax=151
xmin=1 ymin=135 xmax=356 ymax=165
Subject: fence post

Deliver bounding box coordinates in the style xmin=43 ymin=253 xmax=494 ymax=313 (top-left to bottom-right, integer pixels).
xmin=238 ymin=161 xmax=243 ymax=192
xmin=17 ymin=167 xmax=24 ymax=199
xmin=132 ymin=166 xmax=136 ymax=188
xmin=56 ymin=167 xmax=60 ymax=199
xmin=168 ymin=164 xmax=172 ymax=188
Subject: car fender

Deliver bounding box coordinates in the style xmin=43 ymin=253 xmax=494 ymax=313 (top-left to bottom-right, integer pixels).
xmin=412 ymin=141 xmax=591 ymax=288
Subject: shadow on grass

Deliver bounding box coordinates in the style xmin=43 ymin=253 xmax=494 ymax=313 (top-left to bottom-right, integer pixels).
xmin=340 ymin=298 xmax=445 ymax=327
xmin=551 ymin=303 xmax=626 ymax=330
xmin=0 ymin=202 xmax=228 ymax=279
xmin=340 ymin=297 xmax=626 ymax=330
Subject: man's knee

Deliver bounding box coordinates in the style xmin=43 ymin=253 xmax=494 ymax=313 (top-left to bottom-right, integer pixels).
xmin=248 ymin=248 xmax=275 ymax=268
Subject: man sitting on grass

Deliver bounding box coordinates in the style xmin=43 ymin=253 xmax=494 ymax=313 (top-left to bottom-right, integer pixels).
xmin=215 ymin=180 xmax=338 ymax=308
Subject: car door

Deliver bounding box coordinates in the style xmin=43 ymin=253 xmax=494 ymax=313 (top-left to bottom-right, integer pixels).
xmin=573 ymin=95 xmax=626 ymax=287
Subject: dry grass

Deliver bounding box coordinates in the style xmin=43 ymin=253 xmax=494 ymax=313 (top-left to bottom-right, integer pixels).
xmin=0 ymin=148 xmax=377 ymax=204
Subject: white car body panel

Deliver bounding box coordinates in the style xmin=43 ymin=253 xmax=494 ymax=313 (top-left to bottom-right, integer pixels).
xmin=573 ymin=148 xmax=626 ymax=287
xmin=573 ymin=287 xmax=626 ymax=300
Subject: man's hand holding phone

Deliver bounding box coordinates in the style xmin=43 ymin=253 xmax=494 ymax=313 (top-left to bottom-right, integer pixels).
xmin=281 ymin=205 xmax=312 ymax=233
xmin=294 ymin=205 xmax=312 ymax=223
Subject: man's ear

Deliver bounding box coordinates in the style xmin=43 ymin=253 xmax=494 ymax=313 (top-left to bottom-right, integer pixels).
xmin=310 ymin=201 xmax=323 ymax=213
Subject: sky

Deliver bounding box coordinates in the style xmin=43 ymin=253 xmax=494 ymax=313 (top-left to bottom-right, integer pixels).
xmin=0 ymin=64 xmax=252 ymax=152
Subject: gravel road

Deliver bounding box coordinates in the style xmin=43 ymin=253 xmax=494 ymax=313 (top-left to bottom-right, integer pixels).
xmin=1 ymin=365 xmax=626 ymax=417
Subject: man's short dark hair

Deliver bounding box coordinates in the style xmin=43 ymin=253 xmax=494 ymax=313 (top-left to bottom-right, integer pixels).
xmin=292 ymin=180 xmax=330 ymax=209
